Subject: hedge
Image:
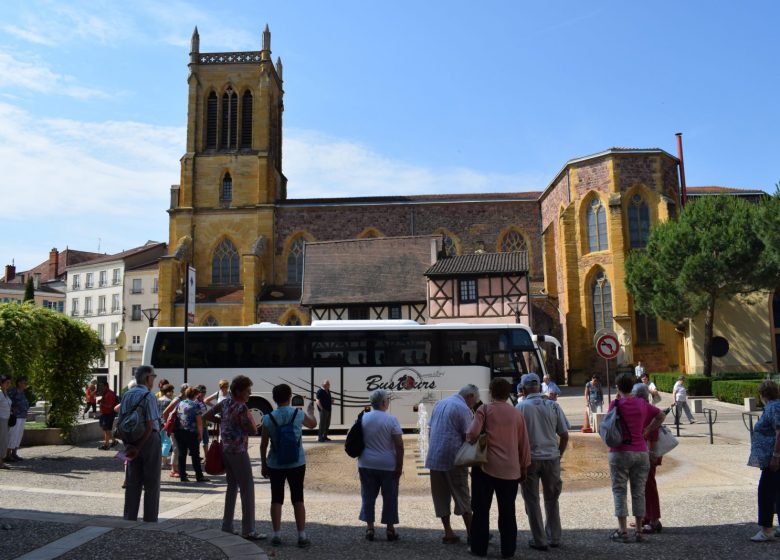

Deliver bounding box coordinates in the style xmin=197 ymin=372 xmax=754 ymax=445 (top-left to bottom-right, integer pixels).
xmin=712 ymin=380 xmax=763 ymax=406
xmin=651 ymin=374 xmax=711 ymax=396
xmin=713 ymin=371 xmax=773 ymax=381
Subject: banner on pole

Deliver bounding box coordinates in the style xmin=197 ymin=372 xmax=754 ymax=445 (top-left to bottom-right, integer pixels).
xmin=187 ymin=266 xmax=196 ymax=325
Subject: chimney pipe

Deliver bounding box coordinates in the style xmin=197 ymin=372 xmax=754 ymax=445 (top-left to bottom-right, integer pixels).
xmin=4 ymin=263 xmax=15 ymax=282
xmin=675 ymin=132 xmax=687 ymax=206
xmin=49 ymin=247 xmax=59 ymax=279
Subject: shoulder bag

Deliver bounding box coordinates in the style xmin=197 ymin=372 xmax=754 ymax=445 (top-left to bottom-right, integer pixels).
xmin=453 ymin=405 xmax=489 ymax=467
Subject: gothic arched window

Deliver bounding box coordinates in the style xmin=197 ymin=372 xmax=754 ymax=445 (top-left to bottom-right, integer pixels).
xmin=220 ymin=173 xmax=232 ymax=203
xmin=592 ymin=270 xmax=613 ymax=332
xmin=587 ymin=197 xmax=608 ymax=252
xmin=628 ymin=194 xmax=651 ymax=248
xmin=287 ymin=237 xmax=305 ymax=286
xmin=204 ymin=315 xmax=219 ymax=327
xmin=212 ymin=239 xmax=240 ymax=285
xmin=205 ymin=91 xmax=217 ymax=149
xmin=221 ymin=88 xmax=238 ymax=149
xmin=442 ymin=234 xmax=457 ymax=257
xmin=500 ymin=230 xmax=527 ymax=252
xmin=241 ymin=90 xmax=253 ymax=148
xmin=284 ymin=314 xmax=302 ymax=326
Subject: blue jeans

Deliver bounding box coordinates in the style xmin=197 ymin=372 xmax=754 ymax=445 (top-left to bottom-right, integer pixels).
xmin=358 ymin=467 xmax=399 ymax=525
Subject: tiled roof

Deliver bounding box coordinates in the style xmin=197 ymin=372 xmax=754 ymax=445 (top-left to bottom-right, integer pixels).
xmin=301 ymin=236 xmax=438 ymax=306
xmin=257 ymin=285 xmax=302 ymax=302
xmin=425 ymin=251 xmax=528 ymax=277
xmin=282 ymin=192 xmax=541 ymax=206
xmin=5 ymin=248 xmax=105 ymax=284
xmin=0 ymin=282 xmax=64 ymax=294
xmin=687 ymin=186 xmax=766 ymax=195
xmin=67 ymin=242 xmax=165 ymax=268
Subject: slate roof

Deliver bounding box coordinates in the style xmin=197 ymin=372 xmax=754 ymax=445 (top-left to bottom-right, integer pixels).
xmin=425 ymin=251 xmax=528 ymax=277
xmin=301 ymin=236 xmax=439 ymax=306
xmin=0 ymin=282 xmax=64 ymax=295
xmin=687 ymin=186 xmax=766 ymax=195
xmin=282 ymin=192 xmax=540 ymax=207
xmin=68 ymin=241 xmax=165 ymax=268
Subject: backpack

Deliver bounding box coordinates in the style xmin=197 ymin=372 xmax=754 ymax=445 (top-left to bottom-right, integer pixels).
xmin=268 ymin=409 xmax=300 ymax=465
xmin=599 ymin=400 xmax=631 ymax=448
xmin=344 ymin=411 xmax=366 ymax=458
xmin=115 ymin=392 xmax=152 ymax=444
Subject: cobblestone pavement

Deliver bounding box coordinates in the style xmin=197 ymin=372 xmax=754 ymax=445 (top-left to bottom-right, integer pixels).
xmin=0 ymin=391 xmax=778 ymax=559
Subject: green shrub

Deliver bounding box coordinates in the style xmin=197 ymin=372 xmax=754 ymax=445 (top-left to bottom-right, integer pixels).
xmin=650 ymin=373 xmax=711 ymax=396
xmin=712 ymin=380 xmax=763 ymax=405
xmin=713 ymin=371 xmax=772 ymax=381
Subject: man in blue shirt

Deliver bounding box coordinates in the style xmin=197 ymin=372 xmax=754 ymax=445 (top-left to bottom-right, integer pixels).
xmin=425 ymin=384 xmax=480 ymax=544
xmin=541 ymin=374 xmax=561 ymax=401
xmin=121 ymin=365 xmax=162 ymax=522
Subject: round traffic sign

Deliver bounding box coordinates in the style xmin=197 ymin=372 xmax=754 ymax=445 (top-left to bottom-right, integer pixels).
xmin=596 ymin=333 xmax=620 ymax=360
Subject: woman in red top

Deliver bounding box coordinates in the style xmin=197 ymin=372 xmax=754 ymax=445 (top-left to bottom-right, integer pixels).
xmin=466 ymin=378 xmax=531 ymax=558
xmin=607 ymin=373 xmax=665 ymax=543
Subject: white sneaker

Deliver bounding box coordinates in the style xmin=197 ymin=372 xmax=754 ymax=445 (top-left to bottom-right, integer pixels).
xmin=750 ymin=530 xmax=775 ymax=542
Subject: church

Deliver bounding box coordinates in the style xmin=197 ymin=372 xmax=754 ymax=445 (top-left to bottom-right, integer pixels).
xmin=158 ymin=27 xmax=778 ymax=384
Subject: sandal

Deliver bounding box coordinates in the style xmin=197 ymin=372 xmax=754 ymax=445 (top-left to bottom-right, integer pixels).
xmin=609 ymin=529 xmax=629 ymax=543
xmin=386 ymin=529 xmax=400 ymax=541
xmin=442 ymin=534 xmax=460 ymax=544
xmin=634 ymin=530 xmax=647 ymax=543
xmin=365 ymin=528 xmax=375 ymax=541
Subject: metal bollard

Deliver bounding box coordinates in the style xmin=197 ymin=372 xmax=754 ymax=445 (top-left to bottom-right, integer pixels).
xmin=702 ymin=407 xmax=717 ymax=444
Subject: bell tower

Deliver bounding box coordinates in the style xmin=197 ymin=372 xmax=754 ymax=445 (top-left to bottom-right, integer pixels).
xmin=159 ymin=25 xmax=286 ymax=327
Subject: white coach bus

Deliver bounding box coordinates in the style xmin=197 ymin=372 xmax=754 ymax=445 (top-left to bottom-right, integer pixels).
xmin=142 ymin=320 xmax=561 ymax=426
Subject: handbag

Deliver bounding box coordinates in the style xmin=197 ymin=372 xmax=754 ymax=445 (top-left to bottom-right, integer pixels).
xmin=599 ymin=400 xmax=631 ymax=447
xmin=204 ymin=436 xmax=225 ymax=475
xmin=654 ymin=425 xmax=678 ymax=456
xmin=8 ymin=413 xmax=17 ymax=428
xmin=344 ymin=411 xmax=366 ymax=458
xmin=453 ymin=404 xmax=489 ymax=467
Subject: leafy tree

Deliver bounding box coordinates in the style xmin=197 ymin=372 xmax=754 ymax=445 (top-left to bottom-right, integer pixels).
xmin=625 ymin=195 xmax=779 ymax=377
xmin=0 ymin=303 xmax=104 ymax=433
xmin=759 ymin=184 xmax=780 ymax=268
xmin=23 ymin=276 xmax=35 ymax=302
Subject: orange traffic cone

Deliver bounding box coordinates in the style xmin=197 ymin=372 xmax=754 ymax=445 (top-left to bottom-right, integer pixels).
xmin=581 ymin=408 xmax=593 ymax=433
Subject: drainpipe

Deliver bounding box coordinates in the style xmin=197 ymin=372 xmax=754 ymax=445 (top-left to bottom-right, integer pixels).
xmin=675 ymin=132 xmax=687 ymax=206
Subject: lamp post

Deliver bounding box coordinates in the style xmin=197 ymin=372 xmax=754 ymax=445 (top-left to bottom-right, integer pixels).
xmin=141 ymin=307 xmax=161 ymax=327
xmin=507 ymin=298 xmax=523 ymax=324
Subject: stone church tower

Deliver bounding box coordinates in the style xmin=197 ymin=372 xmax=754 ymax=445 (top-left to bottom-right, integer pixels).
xmin=159 ymin=26 xmax=285 ymax=326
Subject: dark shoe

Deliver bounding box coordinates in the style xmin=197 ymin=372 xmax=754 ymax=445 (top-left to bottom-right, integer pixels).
xmin=386 ymin=529 xmax=399 ymax=541
xmin=11 ymin=454 xmax=21 ymax=462
xmin=271 ymin=536 xmax=282 ymax=546
xmin=196 ymin=477 xmax=210 ymax=482
xmin=365 ymin=528 xmax=375 ymax=541
xmin=179 ymin=477 xmax=189 ymax=482
xmin=297 ymin=537 xmax=311 ymax=548
xmin=549 ymin=542 xmax=560 ymax=548
xmin=528 ymin=539 xmax=549 ymax=551
xmin=243 ymin=532 xmax=267 ymax=541
xmin=98 ymin=444 xmax=109 ymax=450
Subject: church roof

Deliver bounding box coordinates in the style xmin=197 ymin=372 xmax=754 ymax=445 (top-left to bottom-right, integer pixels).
xmin=687 ymin=186 xmax=766 ymax=195
xmin=301 ymin=236 xmax=439 ymax=306
xmin=281 ymin=192 xmax=540 ymax=207
xmin=425 ymin=251 xmax=528 ymax=277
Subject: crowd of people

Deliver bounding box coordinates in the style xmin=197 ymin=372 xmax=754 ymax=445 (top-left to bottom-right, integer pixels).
xmin=1 ymin=365 xmax=778 ymax=555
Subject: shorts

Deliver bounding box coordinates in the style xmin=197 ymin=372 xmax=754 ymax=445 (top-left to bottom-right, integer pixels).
xmin=430 ymin=466 xmax=471 ymax=518
xmin=268 ymin=464 xmax=306 ymax=505
xmin=99 ymin=413 xmax=116 ymax=431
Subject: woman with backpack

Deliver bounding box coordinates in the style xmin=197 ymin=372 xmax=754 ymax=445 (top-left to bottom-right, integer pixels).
xmin=607 ymin=373 xmax=665 ymax=544
xmin=260 ymin=383 xmax=317 ymax=548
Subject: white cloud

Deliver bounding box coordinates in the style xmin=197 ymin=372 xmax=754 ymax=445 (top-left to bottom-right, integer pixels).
xmin=0 ymin=52 xmax=107 ymax=99
xmin=283 ymin=129 xmax=544 ymax=198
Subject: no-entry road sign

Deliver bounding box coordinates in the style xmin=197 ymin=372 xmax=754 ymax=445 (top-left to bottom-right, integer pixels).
xmin=596 ymin=332 xmax=620 ymax=360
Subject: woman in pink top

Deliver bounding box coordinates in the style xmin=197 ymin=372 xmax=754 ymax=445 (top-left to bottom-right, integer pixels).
xmin=607 ymin=373 xmax=665 ymax=543
xmin=465 ymin=378 xmax=531 ymax=558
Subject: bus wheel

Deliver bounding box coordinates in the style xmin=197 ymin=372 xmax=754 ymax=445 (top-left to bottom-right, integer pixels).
xmin=247 ymin=397 xmax=273 ymax=427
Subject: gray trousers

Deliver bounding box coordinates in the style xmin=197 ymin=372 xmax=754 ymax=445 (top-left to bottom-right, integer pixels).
xmin=222 ymin=451 xmax=256 ymax=536
xmin=520 ymin=458 xmax=563 ymax=547
xmin=608 ymin=451 xmax=650 ymax=518
xmin=124 ymin=432 xmax=162 ymax=522
xmin=318 ymin=409 xmax=331 ymax=440
xmin=676 ymin=401 xmax=695 ymax=422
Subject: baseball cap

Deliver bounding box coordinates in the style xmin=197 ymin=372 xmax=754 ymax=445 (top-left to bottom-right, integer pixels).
xmin=520 ymin=373 xmax=541 ymax=388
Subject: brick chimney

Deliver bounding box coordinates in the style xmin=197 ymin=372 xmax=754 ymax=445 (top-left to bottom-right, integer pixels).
xmin=4 ymin=263 xmax=15 ymax=281
xmin=49 ymin=248 xmax=59 ymax=279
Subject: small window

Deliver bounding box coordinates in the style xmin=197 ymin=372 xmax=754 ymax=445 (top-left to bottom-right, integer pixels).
xmin=71 ymin=299 xmax=79 ymax=316
xmin=98 ymin=295 xmax=106 ymax=314
xmin=460 ymin=279 xmax=477 ymax=303
xmin=284 ymin=314 xmax=302 ymax=326
xmin=152 ymin=277 xmax=159 ymax=293
xmin=500 ymin=230 xmax=527 ymax=252
xmin=635 ymin=311 xmax=658 ymax=343
xmin=99 ymin=271 xmax=107 ymax=287
xmin=84 ymin=297 xmax=93 ymax=315
xmin=221 ymin=88 xmax=238 ymax=149
xmin=85 ymin=273 xmax=94 ymax=288
xmin=132 ymin=335 xmax=141 ymax=345
xmin=112 ymin=268 xmax=121 ymax=285
xmin=628 ymin=194 xmax=650 ymax=249
xmin=592 ymin=271 xmax=613 ymax=332
xmin=205 ymin=91 xmax=218 ymax=149
xmin=131 ymin=278 xmax=143 ymax=294
xmin=221 ymin=173 xmax=232 ymax=203
xmin=348 ymin=307 xmax=369 ymax=320
xmin=241 ymin=90 xmax=253 ymax=148
xmin=287 ymin=237 xmax=306 ymax=286
xmin=205 ymin=315 xmax=219 ymax=327
xmin=112 ymin=294 xmax=120 ymax=312
xmin=212 ymin=239 xmax=240 ymax=285
xmin=111 ymin=322 xmax=119 ymax=344
xmin=131 ymin=304 xmax=142 ymax=321
xmin=97 ymin=323 xmax=105 ymax=342
xmin=72 ymin=274 xmax=80 ymax=289
xmin=389 ymin=305 xmax=402 ymax=320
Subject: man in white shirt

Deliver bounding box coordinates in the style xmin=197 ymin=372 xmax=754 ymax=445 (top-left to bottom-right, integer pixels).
xmin=516 ymin=373 xmax=569 ymax=551
xmin=672 ymin=376 xmax=695 ymax=423
xmin=635 ymin=361 xmax=646 ymax=379
xmin=541 ymin=374 xmax=561 ymax=401
xmin=640 ymin=373 xmax=661 ymax=404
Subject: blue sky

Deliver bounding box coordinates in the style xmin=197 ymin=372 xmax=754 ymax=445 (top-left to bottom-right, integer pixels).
xmin=1 ymin=0 xmax=778 ymax=272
